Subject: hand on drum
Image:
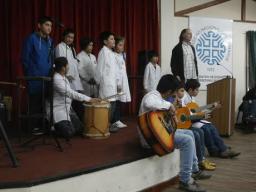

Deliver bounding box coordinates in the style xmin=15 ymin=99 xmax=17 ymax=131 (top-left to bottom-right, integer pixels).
xmin=88 ymin=98 xmax=102 ymax=103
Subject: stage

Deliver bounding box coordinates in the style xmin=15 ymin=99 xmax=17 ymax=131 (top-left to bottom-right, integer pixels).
xmin=0 ymin=117 xmax=180 ymax=191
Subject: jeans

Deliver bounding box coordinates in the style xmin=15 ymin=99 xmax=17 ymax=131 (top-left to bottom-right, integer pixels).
xmin=175 ymin=129 xmax=199 ymax=184
xmin=191 ymin=127 xmax=205 ymax=163
xmin=201 ymin=123 xmax=227 ymax=154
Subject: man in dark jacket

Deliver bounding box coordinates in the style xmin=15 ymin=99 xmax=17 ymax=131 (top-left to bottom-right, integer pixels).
xmin=171 ymin=28 xmax=198 ymax=82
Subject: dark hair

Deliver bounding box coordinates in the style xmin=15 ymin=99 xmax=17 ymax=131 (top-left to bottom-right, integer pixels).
xmin=38 ymin=16 xmax=53 ymax=25
xmin=185 ymin=79 xmax=200 ymax=91
xmin=179 ymin=28 xmax=189 ymax=43
xmin=157 ymin=74 xmax=180 ymax=94
xmin=62 ymin=28 xmax=75 ymax=37
xmin=115 ymin=36 xmax=125 ymax=46
xmin=177 ymin=80 xmax=185 ymax=90
xmin=148 ymin=50 xmax=158 ymax=61
xmin=80 ymin=37 xmax=93 ymax=50
xmin=54 ymin=57 xmax=68 ymax=72
xmin=99 ymin=31 xmax=115 ymax=45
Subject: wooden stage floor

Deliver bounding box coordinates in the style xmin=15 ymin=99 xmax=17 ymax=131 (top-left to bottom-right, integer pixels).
xmin=0 ymin=116 xmax=153 ymax=189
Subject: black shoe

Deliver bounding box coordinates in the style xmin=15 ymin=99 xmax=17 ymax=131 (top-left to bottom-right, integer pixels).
xmin=179 ymin=181 xmax=206 ymax=192
xmin=32 ymin=127 xmax=44 ymax=136
xmin=220 ymin=149 xmax=241 ymax=158
xmin=192 ymin=170 xmax=212 ymax=180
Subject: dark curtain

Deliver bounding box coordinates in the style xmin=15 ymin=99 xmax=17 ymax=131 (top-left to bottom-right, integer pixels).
xmin=0 ymin=0 xmax=160 ymax=115
xmin=246 ymin=31 xmax=256 ymax=89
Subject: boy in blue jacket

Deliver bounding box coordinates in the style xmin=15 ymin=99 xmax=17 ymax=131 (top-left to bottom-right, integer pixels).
xmin=21 ymin=16 xmax=53 ymax=135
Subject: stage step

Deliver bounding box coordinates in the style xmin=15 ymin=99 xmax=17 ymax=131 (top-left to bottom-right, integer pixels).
xmin=1 ymin=150 xmax=179 ymax=192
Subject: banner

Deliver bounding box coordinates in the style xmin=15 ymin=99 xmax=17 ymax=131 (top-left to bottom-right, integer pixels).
xmin=190 ymin=17 xmax=233 ymax=90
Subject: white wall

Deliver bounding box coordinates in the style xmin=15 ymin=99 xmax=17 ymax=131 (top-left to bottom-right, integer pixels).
xmin=160 ymin=0 xmax=256 ymax=111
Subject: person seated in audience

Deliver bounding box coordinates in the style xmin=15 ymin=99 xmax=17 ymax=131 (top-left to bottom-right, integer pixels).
xmin=173 ymin=83 xmax=216 ymax=171
xmin=138 ymin=74 xmax=210 ymax=192
xmin=48 ymin=57 xmax=100 ymax=140
xmin=183 ymin=79 xmax=241 ymax=158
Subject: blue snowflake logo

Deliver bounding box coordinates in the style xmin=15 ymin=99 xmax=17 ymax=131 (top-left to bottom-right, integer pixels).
xmin=196 ymin=31 xmax=226 ymax=65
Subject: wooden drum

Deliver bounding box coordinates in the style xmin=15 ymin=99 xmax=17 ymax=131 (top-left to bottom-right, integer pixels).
xmin=83 ymin=101 xmax=110 ymax=139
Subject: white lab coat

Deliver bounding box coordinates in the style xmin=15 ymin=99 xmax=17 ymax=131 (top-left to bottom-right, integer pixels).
xmin=143 ymin=62 xmax=161 ymax=93
xmin=55 ymin=42 xmax=83 ymax=91
xmin=77 ymin=51 xmax=98 ymax=96
xmin=138 ymin=90 xmax=172 ymax=148
xmin=115 ymin=52 xmax=131 ymax=102
xmin=95 ymin=46 xmax=120 ymax=101
xmin=49 ymin=73 xmax=91 ymax=123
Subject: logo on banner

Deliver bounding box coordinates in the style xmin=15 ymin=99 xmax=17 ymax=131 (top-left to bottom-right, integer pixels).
xmin=193 ymin=26 xmax=231 ymax=66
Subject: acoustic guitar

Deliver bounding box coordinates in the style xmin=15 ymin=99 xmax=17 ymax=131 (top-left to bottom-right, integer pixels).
xmin=187 ymin=101 xmax=221 ymax=114
xmin=176 ymin=107 xmax=205 ymax=129
xmin=138 ymin=110 xmax=177 ymax=156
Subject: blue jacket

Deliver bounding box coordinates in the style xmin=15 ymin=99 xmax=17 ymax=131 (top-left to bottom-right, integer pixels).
xmin=21 ymin=32 xmax=53 ymax=94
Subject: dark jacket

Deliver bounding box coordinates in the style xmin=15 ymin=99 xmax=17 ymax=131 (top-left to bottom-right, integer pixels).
xmin=170 ymin=42 xmax=198 ymax=81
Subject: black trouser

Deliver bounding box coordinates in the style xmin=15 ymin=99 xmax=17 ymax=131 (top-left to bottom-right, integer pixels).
xmin=110 ymin=101 xmax=122 ymax=124
xmin=71 ymin=100 xmax=84 ymax=122
xmin=29 ymin=94 xmax=43 ymax=129
xmin=54 ymin=120 xmax=75 ymax=140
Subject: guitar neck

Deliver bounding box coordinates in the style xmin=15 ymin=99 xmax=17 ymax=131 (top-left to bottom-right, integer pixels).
xmin=195 ymin=103 xmax=215 ymax=113
xmin=189 ymin=114 xmax=205 ymax=121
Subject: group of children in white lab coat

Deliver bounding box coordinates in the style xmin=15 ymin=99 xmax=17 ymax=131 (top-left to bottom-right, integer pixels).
xmin=52 ymin=29 xmax=131 ymax=138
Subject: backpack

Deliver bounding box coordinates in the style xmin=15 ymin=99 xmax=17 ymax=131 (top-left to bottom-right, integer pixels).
xmin=240 ymin=99 xmax=256 ymax=124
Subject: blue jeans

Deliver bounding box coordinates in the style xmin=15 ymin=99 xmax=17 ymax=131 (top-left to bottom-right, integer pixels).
xmin=201 ymin=123 xmax=227 ymax=154
xmin=175 ymin=129 xmax=199 ymax=183
xmin=191 ymin=127 xmax=205 ymax=163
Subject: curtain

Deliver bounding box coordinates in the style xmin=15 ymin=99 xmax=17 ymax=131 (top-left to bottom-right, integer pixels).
xmin=246 ymin=31 xmax=256 ymax=89
xmin=0 ymin=0 xmax=160 ymax=115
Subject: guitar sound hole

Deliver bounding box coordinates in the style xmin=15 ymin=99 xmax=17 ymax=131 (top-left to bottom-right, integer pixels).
xmin=191 ymin=109 xmax=196 ymax=113
xmin=180 ymin=114 xmax=187 ymax=122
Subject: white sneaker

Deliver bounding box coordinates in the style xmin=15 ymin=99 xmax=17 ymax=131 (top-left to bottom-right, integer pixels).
xmin=115 ymin=120 xmax=127 ymax=128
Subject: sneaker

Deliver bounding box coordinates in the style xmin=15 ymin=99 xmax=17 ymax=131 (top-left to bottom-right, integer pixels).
xmin=115 ymin=120 xmax=127 ymax=128
xmin=192 ymin=170 xmax=212 ymax=180
xmin=220 ymin=149 xmax=241 ymax=158
xmin=209 ymin=151 xmax=220 ymax=157
xmin=199 ymin=160 xmax=216 ymax=171
xmin=109 ymin=123 xmax=119 ymax=133
xmin=204 ymin=159 xmax=216 ymax=167
xmin=179 ymin=180 xmax=206 ymax=192
xmin=32 ymin=127 xmax=44 ymax=136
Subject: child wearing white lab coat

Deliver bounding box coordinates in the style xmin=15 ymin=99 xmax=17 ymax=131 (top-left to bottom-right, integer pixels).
xmin=114 ymin=36 xmax=131 ymax=128
xmin=55 ymin=28 xmax=83 ymax=91
xmin=77 ymin=37 xmax=97 ymax=97
xmin=95 ymin=31 xmax=121 ymax=133
xmin=143 ymin=51 xmax=161 ymax=93
xmin=55 ymin=28 xmax=84 ymax=121
xmin=50 ymin=57 xmax=99 ymax=140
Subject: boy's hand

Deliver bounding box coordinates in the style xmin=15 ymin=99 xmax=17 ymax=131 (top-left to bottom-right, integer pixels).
xmin=213 ymin=101 xmax=222 ymax=109
xmin=169 ymin=104 xmax=176 ymax=115
xmin=88 ymin=98 xmax=102 ymax=103
xmin=204 ymin=111 xmax=212 ymax=119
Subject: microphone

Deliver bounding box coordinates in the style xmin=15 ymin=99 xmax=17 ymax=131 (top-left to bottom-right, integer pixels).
xmin=216 ymin=63 xmax=233 ymax=78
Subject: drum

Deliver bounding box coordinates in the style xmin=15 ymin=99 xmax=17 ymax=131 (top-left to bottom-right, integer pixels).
xmin=83 ymin=101 xmax=110 ymax=139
